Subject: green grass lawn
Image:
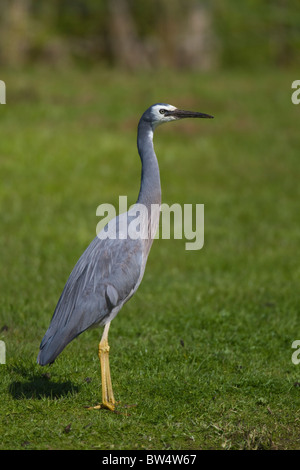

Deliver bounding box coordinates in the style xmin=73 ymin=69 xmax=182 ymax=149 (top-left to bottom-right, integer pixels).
xmin=0 ymin=66 xmax=299 ymax=450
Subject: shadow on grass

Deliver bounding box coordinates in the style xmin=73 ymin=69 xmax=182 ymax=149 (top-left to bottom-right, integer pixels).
xmin=8 ymin=365 xmax=79 ymax=400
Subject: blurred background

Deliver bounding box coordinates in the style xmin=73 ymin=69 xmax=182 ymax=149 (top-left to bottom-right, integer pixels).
xmin=0 ymin=0 xmax=300 ymax=70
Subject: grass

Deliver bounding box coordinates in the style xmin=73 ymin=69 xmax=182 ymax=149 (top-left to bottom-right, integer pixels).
xmin=0 ymin=65 xmax=300 ymax=450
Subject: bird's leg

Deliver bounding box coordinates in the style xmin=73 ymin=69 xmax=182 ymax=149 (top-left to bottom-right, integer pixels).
xmin=89 ymin=322 xmax=115 ymax=411
xmin=99 ymin=322 xmax=115 ymax=410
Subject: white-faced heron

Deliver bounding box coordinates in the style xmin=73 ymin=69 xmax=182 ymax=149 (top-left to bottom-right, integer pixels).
xmin=37 ymin=103 xmax=213 ymax=411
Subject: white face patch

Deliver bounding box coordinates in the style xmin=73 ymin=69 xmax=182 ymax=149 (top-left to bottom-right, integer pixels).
xmin=151 ymin=104 xmax=177 ymax=128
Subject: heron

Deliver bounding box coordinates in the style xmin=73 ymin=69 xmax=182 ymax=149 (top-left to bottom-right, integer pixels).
xmin=37 ymin=103 xmax=213 ymax=411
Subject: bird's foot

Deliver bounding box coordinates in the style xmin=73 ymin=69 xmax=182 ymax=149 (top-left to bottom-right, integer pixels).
xmin=86 ymin=400 xmax=116 ymax=412
xmin=86 ymin=401 xmax=137 ymax=413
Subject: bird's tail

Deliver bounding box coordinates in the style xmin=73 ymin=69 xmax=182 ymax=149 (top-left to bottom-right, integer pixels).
xmin=37 ymin=324 xmax=79 ymax=366
xmin=37 ymin=333 xmax=65 ymax=366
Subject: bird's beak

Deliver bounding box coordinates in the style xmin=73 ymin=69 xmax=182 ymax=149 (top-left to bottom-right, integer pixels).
xmin=169 ymin=109 xmax=214 ymax=119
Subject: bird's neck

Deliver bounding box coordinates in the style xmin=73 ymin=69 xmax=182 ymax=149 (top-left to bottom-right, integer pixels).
xmin=136 ymin=119 xmax=161 ymax=209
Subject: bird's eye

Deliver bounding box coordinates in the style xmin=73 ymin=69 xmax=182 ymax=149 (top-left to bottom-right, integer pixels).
xmin=159 ymin=109 xmax=166 ymax=115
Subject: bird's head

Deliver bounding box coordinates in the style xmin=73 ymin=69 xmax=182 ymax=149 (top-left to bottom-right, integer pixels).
xmin=142 ymin=103 xmax=214 ymax=129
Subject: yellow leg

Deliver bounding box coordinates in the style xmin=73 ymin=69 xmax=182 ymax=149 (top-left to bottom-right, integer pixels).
xmin=89 ymin=322 xmax=116 ymax=411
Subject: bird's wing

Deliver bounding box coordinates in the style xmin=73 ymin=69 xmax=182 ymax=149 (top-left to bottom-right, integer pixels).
xmin=38 ymin=227 xmax=144 ymax=365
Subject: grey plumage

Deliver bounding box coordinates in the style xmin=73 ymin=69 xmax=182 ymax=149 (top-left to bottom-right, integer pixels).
xmin=37 ymin=103 xmax=213 ymax=372
xmin=38 ymin=234 xmax=143 ymax=365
